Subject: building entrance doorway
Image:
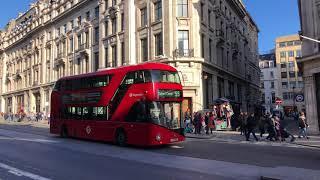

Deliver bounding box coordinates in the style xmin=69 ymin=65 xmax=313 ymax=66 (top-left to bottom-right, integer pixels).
xmin=6 ymin=97 xmax=12 ymax=113
xmin=182 ymin=97 xmax=192 ymax=119
xmin=34 ymin=93 xmax=41 ymax=113
xmin=16 ymin=95 xmax=24 ymax=113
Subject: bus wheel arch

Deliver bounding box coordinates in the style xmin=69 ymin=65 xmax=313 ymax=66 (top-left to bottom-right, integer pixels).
xmin=115 ymin=128 xmax=127 ymax=146
xmin=60 ymin=125 xmax=68 ymax=138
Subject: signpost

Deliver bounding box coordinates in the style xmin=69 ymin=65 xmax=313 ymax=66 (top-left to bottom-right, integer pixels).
xmin=296 ymin=94 xmax=304 ymax=102
xmin=275 ymin=97 xmax=283 ymax=105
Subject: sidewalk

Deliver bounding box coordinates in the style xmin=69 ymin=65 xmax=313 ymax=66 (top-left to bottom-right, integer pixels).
xmin=0 ymin=118 xmax=49 ymax=129
xmin=186 ymin=131 xmax=320 ymax=148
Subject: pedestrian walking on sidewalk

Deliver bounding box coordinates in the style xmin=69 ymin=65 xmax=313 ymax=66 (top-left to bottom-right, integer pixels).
xmin=274 ymin=116 xmax=281 ymax=141
xmin=259 ymin=114 xmax=266 ymax=138
xmin=298 ymin=112 xmax=309 ymax=139
xmin=266 ymin=114 xmax=277 ymax=141
xmin=207 ymin=112 xmax=215 ymax=134
xmin=193 ymin=113 xmax=201 ymax=134
xmin=205 ymin=112 xmax=210 ymax=134
xmin=245 ymin=113 xmax=259 ymax=141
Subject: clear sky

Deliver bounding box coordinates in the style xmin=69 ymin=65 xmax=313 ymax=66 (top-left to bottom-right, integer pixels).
xmin=244 ymin=0 xmax=301 ymax=54
xmin=0 ymin=0 xmax=33 ymax=29
xmin=0 ymin=0 xmax=300 ymax=55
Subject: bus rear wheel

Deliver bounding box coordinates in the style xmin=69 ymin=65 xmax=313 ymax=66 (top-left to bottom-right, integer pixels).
xmin=115 ymin=129 xmax=127 ymax=146
xmin=60 ymin=125 xmax=68 ymax=138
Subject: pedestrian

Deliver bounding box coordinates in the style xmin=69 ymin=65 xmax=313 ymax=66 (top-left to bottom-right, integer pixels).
xmin=245 ymin=113 xmax=259 ymax=141
xmin=274 ymin=116 xmax=281 ymax=141
xmin=184 ymin=108 xmax=193 ymax=133
xmin=200 ymin=113 xmax=206 ymax=134
xmin=259 ymin=114 xmax=266 ymax=138
xmin=184 ymin=108 xmax=192 ymax=126
xmin=207 ymin=112 xmax=215 ymax=134
xmin=205 ymin=112 xmax=210 ymax=134
xmin=279 ymin=123 xmax=296 ymax=142
xmin=193 ymin=112 xmax=201 ymax=134
xmin=266 ymin=114 xmax=276 ymax=141
xmin=298 ymin=112 xmax=309 ymax=139
xmin=242 ymin=112 xmax=248 ymax=136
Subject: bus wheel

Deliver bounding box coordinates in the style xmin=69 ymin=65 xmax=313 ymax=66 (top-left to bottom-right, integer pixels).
xmin=115 ymin=129 xmax=127 ymax=146
xmin=60 ymin=125 xmax=68 ymax=138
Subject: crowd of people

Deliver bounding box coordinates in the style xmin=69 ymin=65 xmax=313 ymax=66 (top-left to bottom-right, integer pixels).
xmin=184 ymin=106 xmax=310 ymax=142
xmin=0 ymin=112 xmax=49 ymax=123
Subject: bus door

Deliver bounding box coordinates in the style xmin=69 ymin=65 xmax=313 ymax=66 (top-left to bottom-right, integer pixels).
xmin=124 ymin=101 xmax=149 ymax=145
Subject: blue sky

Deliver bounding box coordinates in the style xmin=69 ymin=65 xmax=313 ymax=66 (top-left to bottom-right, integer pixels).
xmin=0 ymin=0 xmax=33 ymax=29
xmin=0 ymin=0 xmax=300 ymax=54
xmin=244 ymin=0 xmax=300 ymax=54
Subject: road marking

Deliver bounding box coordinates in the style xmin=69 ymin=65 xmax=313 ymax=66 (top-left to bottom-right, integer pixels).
xmin=0 ymin=162 xmax=51 ymax=180
xmin=169 ymin=145 xmax=183 ymax=149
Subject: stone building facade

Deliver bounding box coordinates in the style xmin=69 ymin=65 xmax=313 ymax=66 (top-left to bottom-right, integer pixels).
xmin=0 ymin=0 xmax=260 ymax=116
xmin=298 ymin=0 xmax=320 ymax=134
xmin=275 ymin=35 xmax=305 ymax=114
xmin=259 ymin=53 xmax=279 ymax=113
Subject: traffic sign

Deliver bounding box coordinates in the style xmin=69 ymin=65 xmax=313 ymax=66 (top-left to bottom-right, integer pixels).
xmin=275 ymin=97 xmax=282 ymax=104
xmin=296 ymin=94 xmax=304 ymax=102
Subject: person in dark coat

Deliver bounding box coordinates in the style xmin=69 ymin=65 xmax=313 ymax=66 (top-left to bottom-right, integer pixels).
xmin=205 ymin=112 xmax=210 ymax=134
xmin=245 ymin=113 xmax=259 ymax=141
xmin=259 ymin=114 xmax=266 ymax=137
xmin=193 ymin=113 xmax=201 ymax=134
xmin=239 ymin=112 xmax=246 ymax=135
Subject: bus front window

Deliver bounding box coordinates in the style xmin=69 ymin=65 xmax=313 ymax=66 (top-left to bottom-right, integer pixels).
xmin=148 ymin=102 xmax=181 ymax=129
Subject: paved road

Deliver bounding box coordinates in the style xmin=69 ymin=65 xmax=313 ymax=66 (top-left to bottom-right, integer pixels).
xmin=0 ymin=125 xmax=319 ymax=180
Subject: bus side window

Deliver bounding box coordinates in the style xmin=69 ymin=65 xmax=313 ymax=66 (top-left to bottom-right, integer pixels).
xmin=92 ymin=107 xmax=107 ymax=120
xmin=143 ymin=70 xmax=152 ymax=83
xmin=122 ymin=72 xmax=135 ymax=85
xmin=76 ymin=107 xmax=82 ymax=120
xmin=83 ymin=107 xmax=91 ymax=120
xmin=134 ymin=71 xmax=144 ymax=84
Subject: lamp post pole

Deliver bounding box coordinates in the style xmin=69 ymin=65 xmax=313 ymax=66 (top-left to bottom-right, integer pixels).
xmin=293 ymin=86 xmax=296 ymax=113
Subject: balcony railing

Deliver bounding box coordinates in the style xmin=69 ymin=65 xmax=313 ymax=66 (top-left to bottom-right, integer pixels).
xmin=173 ymin=49 xmax=194 ymax=58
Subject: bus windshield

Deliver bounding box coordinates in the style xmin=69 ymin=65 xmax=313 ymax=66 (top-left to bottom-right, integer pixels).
xmin=147 ymin=101 xmax=181 ymax=129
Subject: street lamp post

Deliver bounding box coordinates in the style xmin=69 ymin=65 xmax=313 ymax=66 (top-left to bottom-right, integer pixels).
xmin=293 ymin=86 xmax=296 ymax=113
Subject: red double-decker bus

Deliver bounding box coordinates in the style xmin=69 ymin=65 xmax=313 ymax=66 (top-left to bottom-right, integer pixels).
xmin=50 ymin=62 xmax=185 ymax=146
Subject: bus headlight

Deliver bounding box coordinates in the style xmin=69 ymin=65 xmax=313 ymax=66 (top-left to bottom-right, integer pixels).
xmin=155 ymin=134 xmax=161 ymax=141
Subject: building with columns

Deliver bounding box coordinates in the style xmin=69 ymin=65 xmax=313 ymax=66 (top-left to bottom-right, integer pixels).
xmin=298 ymin=0 xmax=320 ymax=134
xmin=0 ymin=0 xmax=260 ymax=116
